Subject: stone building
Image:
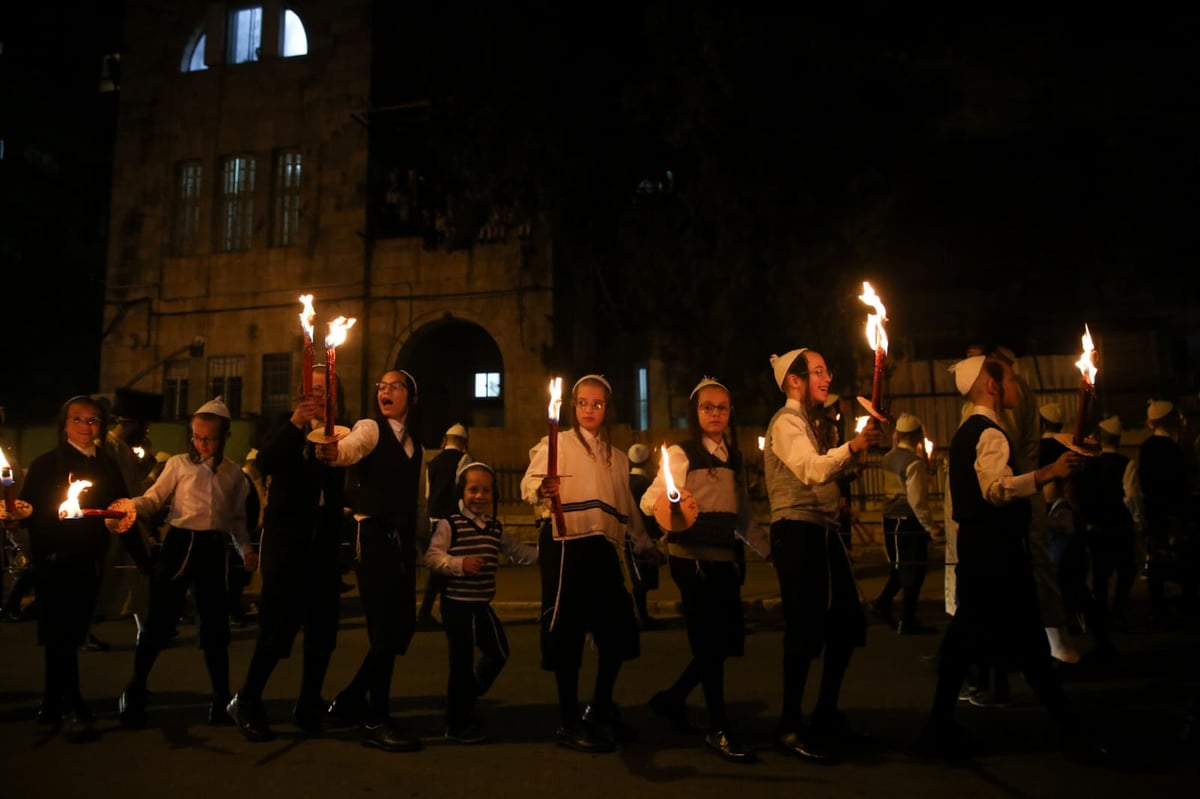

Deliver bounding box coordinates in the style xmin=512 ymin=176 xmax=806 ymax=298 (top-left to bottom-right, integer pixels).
xmin=99 ymin=0 xmax=557 ymax=456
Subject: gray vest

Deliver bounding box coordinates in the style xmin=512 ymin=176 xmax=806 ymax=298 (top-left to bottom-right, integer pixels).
xmin=764 ymin=405 xmax=841 ymax=528
xmin=881 ymin=446 xmax=920 ymax=518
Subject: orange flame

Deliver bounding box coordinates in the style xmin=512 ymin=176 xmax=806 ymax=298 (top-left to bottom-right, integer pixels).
xmin=299 ymin=294 xmax=316 ymax=342
xmin=1074 ymin=324 xmax=1097 ymax=385
xmin=859 ymin=281 xmax=889 ymax=355
xmin=548 ymin=377 xmax=563 ymax=423
xmin=923 ymin=437 xmax=935 ymax=461
xmin=855 ymin=416 xmax=870 ymax=434
xmin=58 ymin=479 xmax=92 ymax=519
xmin=0 ymin=447 xmax=11 ymax=476
xmin=660 ymin=444 xmax=681 ymax=503
xmin=324 ymin=316 xmax=356 ymax=349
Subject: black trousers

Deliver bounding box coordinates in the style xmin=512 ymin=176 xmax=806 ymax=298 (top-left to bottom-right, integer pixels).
xmin=140 ymin=528 xmax=230 ymax=652
xmin=441 ymin=598 xmax=509 ymax=728
xmin=877 ymin=515 xmax=929 ymax=624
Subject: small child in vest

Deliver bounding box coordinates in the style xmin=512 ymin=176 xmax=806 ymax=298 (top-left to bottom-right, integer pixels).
xmin=425 ymin=462 xmax=538 ymax=743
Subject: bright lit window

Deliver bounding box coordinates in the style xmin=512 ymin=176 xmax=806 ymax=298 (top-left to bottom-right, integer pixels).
xmin=283 ymin=9 xmax=308 ymax=56
xmin=474 ymin=372 xmax=501 ymax=399
xmin=184 ymin=32 xmax=207 ymax=72
xmin=228 ymin=6 xmax=263 ymax=64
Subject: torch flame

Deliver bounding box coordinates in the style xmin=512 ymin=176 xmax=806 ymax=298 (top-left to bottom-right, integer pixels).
xmin=132 ymin=446 xmax=146 ymax=460
xmin=0 ymin=447 xmax=11 ymax=477
xmin=58 ymin=479 xmax=93 ymax=519
xmin=757 ymin=436 xmax=765 ymax=452
xmin=855 ymin=416 xmax=870 ymax=434
xmin=299 ymin=294 xmax=316 ymax=342
xmin=1074 ymin=324 xmax=1097 ymax=385
xmin=548 ymin=377 xmax=563 ymax=423
xmin=924 ymin=437 xmax=935 ymax=461
xmin=660 ymin=444 xmax=681 ymax=503
xmin=859 ymin=281 xmax=889 ymax=354
xmin=324 ymin=316 xmax=357 ymax=349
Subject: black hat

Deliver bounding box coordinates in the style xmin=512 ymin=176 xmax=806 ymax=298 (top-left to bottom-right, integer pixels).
xmin=112 ymin=388 xmax=163 ymax=423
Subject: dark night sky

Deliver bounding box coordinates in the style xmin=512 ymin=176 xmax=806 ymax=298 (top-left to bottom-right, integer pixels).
xmin=3 ymin=4 xmax=1199 ymax=424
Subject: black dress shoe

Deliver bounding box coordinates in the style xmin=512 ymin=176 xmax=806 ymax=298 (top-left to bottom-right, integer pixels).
xmin=705 ymin=730 xmax=757 ymax=763
xmin=648 ymin=690 xmax=694 ymax=732
xmin=325 ymin=691 xmax=369 ymax=728
xmin=61 ymin=710 xmax=98 ymax=743
xmin=119 ymin=688 xmax=148 ymax=729
xmin=554 ymin=722 xmax=616 ymax=753
xmin=228 ymin=694 xmax=275 ymax=742
xmin=293 ymin=698 xmax=327 ymax=733
xmin=775 ymin=731 xmax=839 ymax=765
xmin=209 ymin=694 xmax=234 ymax=725
xmin=869 ymin=600 xmax=895 ymax=629
xmin=361 ymin=718 xmax=422 ymax=752
xmin=582 ymin=701 xmax=636 ymax=742
xmin=79 ymin=633 xmax=111 ymax=652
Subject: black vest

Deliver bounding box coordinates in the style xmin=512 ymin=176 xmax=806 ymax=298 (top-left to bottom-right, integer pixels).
xmin=347 ymin=417 xmax=423 ymax=529
xmin=667 ymin=439 xmax=742 ymax=549
xmin=427 ymin=448 xmax=465 ymax=520
xmin=950 ymin=414 xmax=1032 ymax=580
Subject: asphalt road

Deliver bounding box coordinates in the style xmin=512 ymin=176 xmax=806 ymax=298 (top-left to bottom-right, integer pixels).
xmin=1 ymin=553 xmax=1197 ymax=799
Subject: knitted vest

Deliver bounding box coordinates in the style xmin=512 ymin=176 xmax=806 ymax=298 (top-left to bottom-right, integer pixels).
xmin=442 ymin=511 xmax=503 ymax=603
xmin=666 ymin=438 xmax=741 ymax=550
xmin=764 ymin=405 xmax=840 ymax=528
xmin=881 ymin=446 xmax=920 ymax=518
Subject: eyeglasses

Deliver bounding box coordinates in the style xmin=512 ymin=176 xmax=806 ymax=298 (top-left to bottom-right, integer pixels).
xmin=190 ymin=436 xmax=220 ymax=444
xmin=808 ymin=367 xmax=833 ymax=381
xmin=308 ymin=386 xmax=327 ymax=396
xmin=70 ymin=417 xmax=101 ymax=426
xmin=698 ymin=403 xmax=731 ymax=416
xmin=575 ymin=399 xmax=606 ymax=411
xmin=376 ymin=381 xmax=408 ymax=392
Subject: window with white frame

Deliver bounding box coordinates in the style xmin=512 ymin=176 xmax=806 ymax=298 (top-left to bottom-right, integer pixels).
xmin=474 ymin=372 xmax=501 ymax=399
xmin=634 ymin=365 xmax=649 ymax=430
xmin=217 ymin=155 xmax=255 ymax=252
xmin=163 ymin=360 xmax=191 ymax=420
xmin=228 ymin=6 xmax=263 ymax=64
xmin=207 ymin=356 xmax=244 ymax=417
xmin=272 ymin=149 xmax=302 ymax=246
xmin=172 ymin=160 xmax=203 ymax=256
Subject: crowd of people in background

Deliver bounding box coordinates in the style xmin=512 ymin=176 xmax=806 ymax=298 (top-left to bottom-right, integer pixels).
xmin=1 ymin=345 xmax=1197 ymax=766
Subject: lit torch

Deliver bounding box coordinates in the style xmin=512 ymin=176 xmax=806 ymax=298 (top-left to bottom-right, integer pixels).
xmin=857 ymin=281 xmax=890 ymax=424
xmin=1072 ymin=324 xmax=1098 ymax=447
xmin=307 ymin=315 xmax=356 ymax=443
xmin=299 ymin=294 xmax=316 ymax=396
xmin=57 ymin=479 xmax=136 ymax=532
xmin=652 ymin=444 xmax=699 ymax=532
xmin=1 ymin=448 xmax=32 ymax=521
xmin=545 ymin=377 xmax=569 ymax=537
xmin=855 ymin=416 xmax=870 ymax=435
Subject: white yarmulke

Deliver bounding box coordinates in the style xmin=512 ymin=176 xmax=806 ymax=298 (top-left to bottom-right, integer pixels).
xmin=1147 ymin=399 xmax=1175 ymax=421
xmin=1039 ymin=404 xmax=1064 ymax=425
xmin=770 ymin=349 xmax=808 ymax=391
xmin=895 ymin=413 xmax=922 ymax=433
xmin=627 ymin=443 xmax=651 ymax=465
xmin=572 ymin=374 xmax=612 ymax=395
xmin=689 ymin=376 xmax=728 ymax=399
xmin=823 ymin=393 xmax=840 ymax=409
xmin=194 ymin=396 xmax=231 ymax=419
xmin=456 ymin=459 xmax=491 ymax=481
xmin=445 ymin=423 xmax=468 ymax=439
xmin=950 ymin=355 xmax=986 ymax=396
xmin=1098 ymin=416 xmax=1122 ymax=436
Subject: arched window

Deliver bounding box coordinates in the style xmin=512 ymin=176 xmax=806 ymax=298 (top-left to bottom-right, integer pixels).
xmin=183 ymin=30 xmax=208 ymax=72
xmin=180 ymin=7 xmax=307 ymax=72
xmin=283 ymin=9 xmax=308 ymax=57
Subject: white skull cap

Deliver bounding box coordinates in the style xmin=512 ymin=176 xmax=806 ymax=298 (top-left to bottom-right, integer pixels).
xmin=572 ymin=374 xmax=612 ymax=394
xmin=770 ymin=349 xmax=808 ymax=392
xmin=445 ymin=423 xmax=468 ymax=439
xmin=950 ymin=355 xmax=986 ymax=396
xmin=689 ymin=376 xmax=728 ymax=399
xmin=1147 ymin=399 xmax=1175 ymax=421
xmin=194 ymin=396 xmax=230 ymax=419
xmin=895 ymin=413 xmax=922 ymax=433
xmin=1039 ymin=404 xmax=1065 ymax=424
xmin=1098 ymin=415 xmax=1122 ymax=436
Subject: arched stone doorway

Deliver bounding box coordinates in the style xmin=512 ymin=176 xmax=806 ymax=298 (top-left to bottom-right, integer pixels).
xmin=395 ymin=319 xmax=503 ymax=449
